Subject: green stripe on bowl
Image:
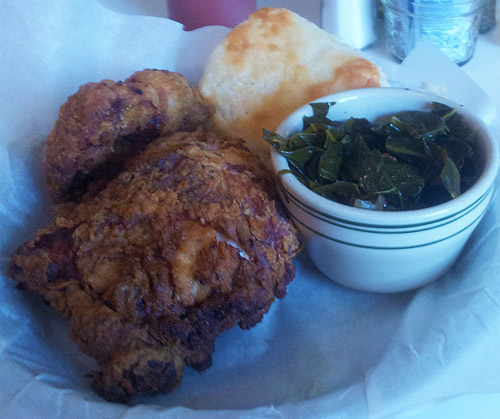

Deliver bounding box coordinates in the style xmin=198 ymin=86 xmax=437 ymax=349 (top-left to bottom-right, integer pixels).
xmin=288 ymin=205 xmax=488 ymax=250
xmin=280 ymin=184 xmax=490 ymax=235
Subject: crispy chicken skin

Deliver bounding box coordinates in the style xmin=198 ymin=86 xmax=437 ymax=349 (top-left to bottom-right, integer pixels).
xmin=9 ymin=131 xmax=300 ymax=402
xmin=43 ymin=69 xmax=213 ymax=202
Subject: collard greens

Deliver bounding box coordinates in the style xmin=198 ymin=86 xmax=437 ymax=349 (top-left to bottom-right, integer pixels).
xmin=264 ymin=102 xmax=479 ymax=211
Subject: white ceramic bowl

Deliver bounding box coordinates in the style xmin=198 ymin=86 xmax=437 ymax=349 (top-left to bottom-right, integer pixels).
xmin=272 ymin=88 xmax=499 ymax=292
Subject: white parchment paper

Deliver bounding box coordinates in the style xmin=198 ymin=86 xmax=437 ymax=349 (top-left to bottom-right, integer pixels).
xmin=1 ymin=1 xmax=500 ymax=417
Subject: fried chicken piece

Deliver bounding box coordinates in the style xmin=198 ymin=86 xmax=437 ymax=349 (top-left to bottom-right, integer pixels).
xmin=43 ymin=69 xmax=213 ymax=202
xmin=9 ymin=131 xmax=300 ymax=402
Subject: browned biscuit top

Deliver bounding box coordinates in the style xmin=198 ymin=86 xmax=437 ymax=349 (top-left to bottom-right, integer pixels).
xmin=200 ymin=7 xmax=386 ymax=163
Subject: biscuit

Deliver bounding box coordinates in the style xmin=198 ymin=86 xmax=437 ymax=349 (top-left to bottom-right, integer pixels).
xmin=200 ymin=7 xmax=387 ymax=164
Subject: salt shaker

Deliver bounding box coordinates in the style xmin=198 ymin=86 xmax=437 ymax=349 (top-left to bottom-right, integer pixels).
xmin=321 ymin=0 xmax=376 ymax=49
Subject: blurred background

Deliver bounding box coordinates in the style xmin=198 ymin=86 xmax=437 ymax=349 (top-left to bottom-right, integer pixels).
xmin=99 ymin=0 xmax=322 ymax=24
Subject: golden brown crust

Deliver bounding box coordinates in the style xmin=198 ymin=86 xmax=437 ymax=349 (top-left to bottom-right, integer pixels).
xmin=200 ymin=8 xmax=386 ymax=163
xmin=9 ymin=131 xmax=300 ymax=402
xmin=43 ymin=69 xmax=213 ymax=202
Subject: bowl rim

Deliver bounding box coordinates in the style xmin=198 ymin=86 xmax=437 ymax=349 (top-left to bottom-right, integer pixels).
xmin=271 ymin=87 xmax=500 ymax=228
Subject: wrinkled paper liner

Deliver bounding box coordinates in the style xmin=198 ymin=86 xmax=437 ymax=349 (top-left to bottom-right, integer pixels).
xmin=1 ymin=1 xmax=500 ymax=417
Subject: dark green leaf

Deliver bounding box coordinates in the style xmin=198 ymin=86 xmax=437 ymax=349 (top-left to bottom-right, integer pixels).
xmin=390 ymin=111 xmax=448 ymax=141
xmin=350 ymin=150 xmax=424 ymax=210
xmin=431 ymin=102 xmax=457 ymax=121
xmin=262 ymin=102 xmax=479 ymax=211
xmin=310 ymin=102 xmax=332 ymax=119
xmin=280 ymin=146 xmax=323 ymax=168
xmin=324 ymin=126 xmax=345 ymax=148
xmin=287 ymin=159 xmax=309 ymax=185
xmin=344 ymin=117 xmax=372 ymax=133
xmin=263 ymin=129 xmax=289 ymax=150
xmin=445 ymin=111 xmax=478 ymax=147
xmin=303 ymin=102 xmax=336 ymax=129
xmin=386 ymin=134 xmax=426 ymax=158
xmin=305 ymin=151 xmax=323 ymax=183
xmin=311 ymin=181 xmax=361 ymax=203
xmin=436 ymin=134 xmax=473 ymax=169
xmin=319 ymin=142 xmax=343 ymax=182
xmin=289 ymin=132 xmax=323 ymax=150
xmin=440 ymin=155 xmax=461 ymax=198
xmin=354 ymin=194 xmax=388 ymax=210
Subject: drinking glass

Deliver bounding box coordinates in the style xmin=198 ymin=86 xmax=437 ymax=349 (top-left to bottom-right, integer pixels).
xmin=381 ymin=0 xmax=486 ymax=65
